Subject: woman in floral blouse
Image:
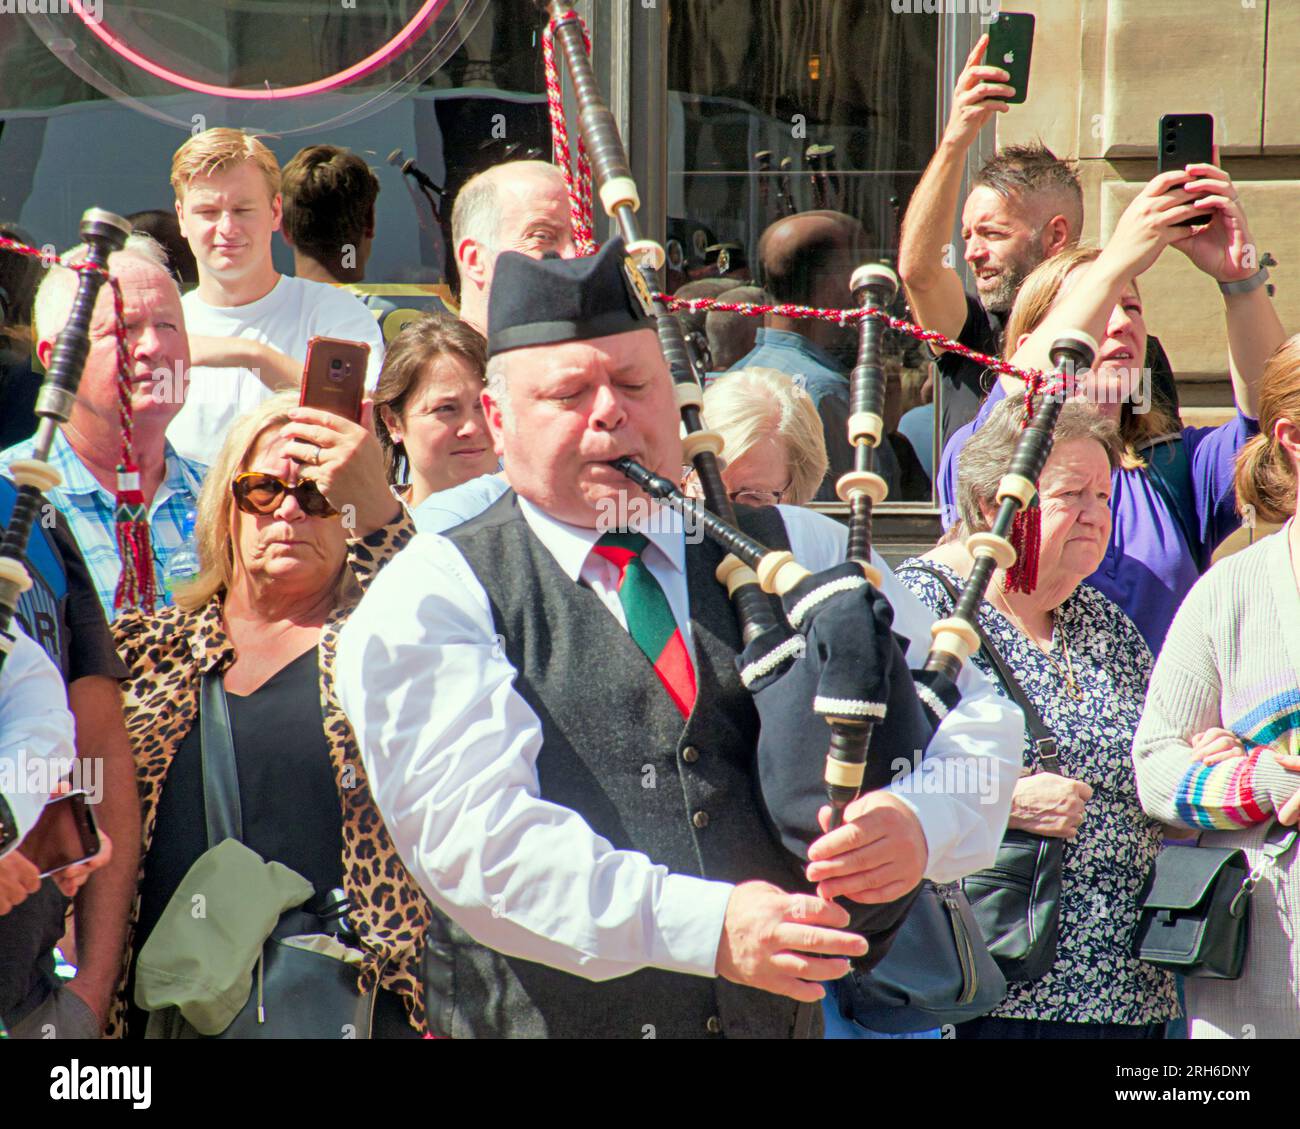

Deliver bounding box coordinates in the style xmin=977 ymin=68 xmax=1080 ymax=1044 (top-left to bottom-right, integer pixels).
xmin=898 ymin=397 xmax=1178 ymax=1038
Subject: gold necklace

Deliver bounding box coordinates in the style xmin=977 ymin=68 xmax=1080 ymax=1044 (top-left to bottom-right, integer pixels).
xmin=995 ymin=580 xmax=1082 ymax=700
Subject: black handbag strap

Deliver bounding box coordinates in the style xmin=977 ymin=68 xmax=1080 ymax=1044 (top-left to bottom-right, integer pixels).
xmin=200 ymin=670 xmax=244 ymax=848
xmin=904 ymin=564 xmax=1060 ymax=774
xmin=198 ymin=668 xmax=351 ymax=926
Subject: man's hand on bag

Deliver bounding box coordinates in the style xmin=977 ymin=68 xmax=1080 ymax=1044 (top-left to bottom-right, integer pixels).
xmin=1008 ymin=772 xmax=1092 ymax=839
xmin=804 ymin=791 xmax=928 ymax=904
xmin=715 ymin=881 xmax=867 ymax=1003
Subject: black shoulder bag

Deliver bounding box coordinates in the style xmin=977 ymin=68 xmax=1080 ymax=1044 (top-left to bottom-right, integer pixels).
xmin=1135 ymin=822 xmax=1298 ymax=979
xmin=907 ymin=564 xmax=1064 ymax=983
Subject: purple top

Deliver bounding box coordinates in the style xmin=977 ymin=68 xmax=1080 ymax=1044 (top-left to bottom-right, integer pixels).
xmin=936 ymin=382 xmax=1258 ymax=654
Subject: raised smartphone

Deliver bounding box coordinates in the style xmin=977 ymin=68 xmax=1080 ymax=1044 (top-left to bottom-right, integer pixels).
xmin=984 ymin=12 xmax=1035 ymax=105
xmin=299 ymin=336 xmax=369 ymax=424
xmin=1157 ymin=113 xmax=1215 ymax=226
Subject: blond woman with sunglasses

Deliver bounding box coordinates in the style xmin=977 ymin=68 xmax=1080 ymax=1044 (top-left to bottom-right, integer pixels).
xmin=104 ymin=392 xmax=430 ymax=1039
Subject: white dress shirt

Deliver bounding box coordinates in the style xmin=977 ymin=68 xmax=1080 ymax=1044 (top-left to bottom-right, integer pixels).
xmin=336 ymin=499 xmax=1022 ymax=982
xmin=0 ymin=627 xmax=76 ymax=855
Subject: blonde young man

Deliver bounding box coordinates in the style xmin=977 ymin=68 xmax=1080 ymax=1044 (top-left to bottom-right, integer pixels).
xmin=166 ymin=129 xmax=385 ymax=465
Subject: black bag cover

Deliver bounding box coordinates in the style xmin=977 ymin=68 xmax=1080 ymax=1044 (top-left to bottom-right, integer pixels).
xmin=839 ymin=880 xmax=1007 ymax=1032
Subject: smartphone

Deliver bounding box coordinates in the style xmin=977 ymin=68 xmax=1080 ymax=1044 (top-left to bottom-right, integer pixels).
xmin=984 ymin=12 xmax=1035 ymax=105
xmin=17 ymin=790 xmax=100 ymax=879
xmin=299 ymin=336 xmax=369 ymax=424
xmin=1157 ymin=113 xmax=1215 ymax=226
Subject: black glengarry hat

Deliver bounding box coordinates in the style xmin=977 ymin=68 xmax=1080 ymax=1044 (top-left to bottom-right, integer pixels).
xmin=487 ymin=235 xmax=656 ymax=357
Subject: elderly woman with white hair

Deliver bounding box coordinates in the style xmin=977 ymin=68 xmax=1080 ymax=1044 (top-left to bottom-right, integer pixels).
xmin=691 ymin=366 xmax=829 ymax=507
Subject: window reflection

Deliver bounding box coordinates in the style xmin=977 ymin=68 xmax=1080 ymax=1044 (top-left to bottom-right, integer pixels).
xmin=666 ymin=0 xmax=940 ymax=503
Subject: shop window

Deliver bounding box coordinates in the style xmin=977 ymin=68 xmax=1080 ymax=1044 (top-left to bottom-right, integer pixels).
xmin=666 ymin=0 xmax=942 ymax=504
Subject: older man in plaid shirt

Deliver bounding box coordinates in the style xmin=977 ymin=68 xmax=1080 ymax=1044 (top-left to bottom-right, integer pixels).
xmin=1 ymin=234 xmax=206 ymax=619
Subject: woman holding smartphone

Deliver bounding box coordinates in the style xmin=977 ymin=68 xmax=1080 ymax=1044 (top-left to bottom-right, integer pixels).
xmin=107 ymin=392 xmax=430 ymax=1038
xmin=937 ymin=163 xmax=1285 ymax=653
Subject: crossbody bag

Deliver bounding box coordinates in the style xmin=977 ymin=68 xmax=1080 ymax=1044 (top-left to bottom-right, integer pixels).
xmin=1135 ymin=820 xmax=1299 ymax=979
xmin=139 ymin=671 xmax=382 ymax=1038
xmin=905 ymin=564 xmax=1064 ymax=983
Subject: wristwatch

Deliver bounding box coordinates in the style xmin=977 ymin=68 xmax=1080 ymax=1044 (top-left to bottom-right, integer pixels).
xmin=1218 ymin=267 xmax=1270 ymax=295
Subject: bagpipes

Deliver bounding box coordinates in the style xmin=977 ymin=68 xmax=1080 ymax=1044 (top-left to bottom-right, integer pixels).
xmin=0 ymin=209 xmax=134 ymax=674
xmin=539 ymin=3 xmax=1095 ymax=906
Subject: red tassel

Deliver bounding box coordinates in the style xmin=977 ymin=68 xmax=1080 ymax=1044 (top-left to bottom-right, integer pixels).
xmin=1004 ymin=502 xmax=1041 ymax=594
xmin=113 ymin=465 xmax=157 ymax=612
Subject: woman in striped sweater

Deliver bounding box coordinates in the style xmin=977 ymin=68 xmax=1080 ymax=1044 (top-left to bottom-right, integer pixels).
xmin=1133 ymin=336 xmax=1300 ymax=1039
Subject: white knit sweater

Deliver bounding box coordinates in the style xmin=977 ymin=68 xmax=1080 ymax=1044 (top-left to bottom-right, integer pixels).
xmin=1132 ymin=522 xmax=1300 ymax=1039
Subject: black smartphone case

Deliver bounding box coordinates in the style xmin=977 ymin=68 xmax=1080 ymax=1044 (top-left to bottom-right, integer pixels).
xmin=1157 ymin=113 xmax=1214 ymax=174
xmin=1157 ymin=114 xmax=1214 ymax=226
xmin=986 ymin=12 xmax=1035 ymax=105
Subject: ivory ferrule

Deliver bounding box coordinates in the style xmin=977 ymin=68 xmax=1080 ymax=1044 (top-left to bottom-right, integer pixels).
xmin=756 ymin=550 xmax=810 ymax=596
xmin=681 ymin=429 xmax=725 ymax=461
xmin=7 ymin=459 xmax=62 ymax=493
xmin=673 ymin=382 xmax=704 ymax=412
xmin=824 ymin=757 xmax=867 ymax=789
xmin=626 ymin=239 xmax=665 ymax=270
xmin=847 ymin=411 xmax=884 ymax=447
xmin=0 ymin=557 xmax=33 ymax=595
xmin=836 ymin=470 xmax=888 ymax=507
xmin=997 ymin=473 xmax=1037 ymax=510
xmin=599 ymin=177 xmax=640 ymax=216
xmin=929 ymin=616 xmax=979 ymax=663
xmin=966 ymin=531 xmax=1016 ymax=571
xmin=716 ymin=554 xmax=761 ymax=596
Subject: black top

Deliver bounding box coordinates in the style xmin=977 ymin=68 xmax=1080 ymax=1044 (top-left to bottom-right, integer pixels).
xmin=125 ymin=646 xmax=342 ymax=1035
xmin=935 ymin=292 xmax=1004 ymax=451
xmin=934 ymin=291 xmax=1182 ymax=449
xmin=433 ymin=490 xmax=830 ymax=1037
xmin=49 ymin=510 xmax=129 ymax=683
xmin=0 ymin=352 xmax=40 ymax=450
xmin=0 ymin=489 xmax=126 ymax=1026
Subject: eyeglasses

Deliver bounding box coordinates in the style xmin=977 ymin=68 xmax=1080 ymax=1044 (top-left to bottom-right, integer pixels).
xmin=727 ymin=482 xmax=791 ymax=508
xmin=231 ymin=472 xmax=338 ymax=518
xmin=680 ymin=466 xmax=789 ymax=508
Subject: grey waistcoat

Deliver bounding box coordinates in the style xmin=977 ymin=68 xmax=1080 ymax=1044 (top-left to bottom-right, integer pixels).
xmin=424 ymin=490 xmax=820 ymax=1039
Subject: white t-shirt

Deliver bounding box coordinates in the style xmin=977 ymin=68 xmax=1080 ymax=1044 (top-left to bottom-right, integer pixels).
xmin=167 ymin=275 xmax=386 ymax=465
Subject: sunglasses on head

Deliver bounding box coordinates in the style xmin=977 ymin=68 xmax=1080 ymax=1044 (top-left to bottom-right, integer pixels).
xmin=231 ymin=472 xmax=338 ymax=518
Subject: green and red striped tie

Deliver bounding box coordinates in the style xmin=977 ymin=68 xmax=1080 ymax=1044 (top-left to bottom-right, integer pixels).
xmin=591 ymin=531 xmax=697 ymax=717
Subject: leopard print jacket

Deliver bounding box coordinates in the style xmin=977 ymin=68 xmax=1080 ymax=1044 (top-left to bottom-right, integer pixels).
xmin=104 ymin=514 xmax=430 ymax=1038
